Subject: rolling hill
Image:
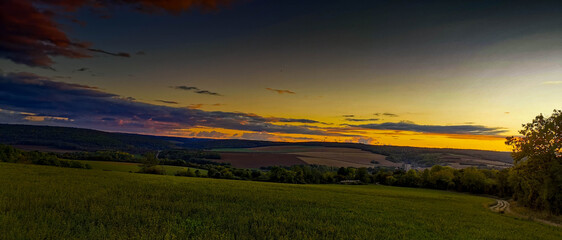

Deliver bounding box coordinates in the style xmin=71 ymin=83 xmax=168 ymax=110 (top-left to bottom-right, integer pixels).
xmin=0 ymin=162 xmax=558 ymax=239
xmin=0 ymin=124 xmax=512 ymax=168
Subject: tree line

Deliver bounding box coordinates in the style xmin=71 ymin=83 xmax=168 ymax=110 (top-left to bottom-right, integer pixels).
xmin=178 ymin=164 xmax=511 ymax=196
xmin=0 ymin=145 xmax=91 ymax=169
xmin=57 ymin=149 xmax=223 ymax=166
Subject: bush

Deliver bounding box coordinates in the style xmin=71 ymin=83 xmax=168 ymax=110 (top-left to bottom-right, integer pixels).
xmin=175 ymin=168 xmax=195 ymax=177
xmin=139 ymin=165 xmax=165 ymax=175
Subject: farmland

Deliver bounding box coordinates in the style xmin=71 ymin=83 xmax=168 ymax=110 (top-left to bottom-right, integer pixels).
xmin=217 ymin=152 xmax=306 ymax=168
xmin=290 ymin=147 xmax=396 ymax=168
xmin=1 ymin=162 xmax=559 ymax=239
xmin=213 ymin=145 xmax=510 ymax=169
xmin=214 ymin=146 xmax=395 ymax=168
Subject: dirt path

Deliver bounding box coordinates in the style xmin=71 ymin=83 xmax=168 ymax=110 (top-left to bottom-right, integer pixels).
xmin=489 ymin=199 xmax=508 ymax=213
xmin=489 ymin=199 xmax=561 ymax=228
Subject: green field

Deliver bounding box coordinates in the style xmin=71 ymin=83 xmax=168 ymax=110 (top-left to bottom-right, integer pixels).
xmin=0 ymin=163 xmax=559 ymax=239
xmin=75 ymin=160 xmax=207 ymax=176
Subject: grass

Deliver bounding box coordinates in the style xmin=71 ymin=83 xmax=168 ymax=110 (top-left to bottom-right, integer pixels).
xmin=74 ymin=160 xmax=207 ymax=176
xmin=508 ymin=200 xmax=562 ymax=225
xmin=0 ymin=162 xmax=560 ymax=239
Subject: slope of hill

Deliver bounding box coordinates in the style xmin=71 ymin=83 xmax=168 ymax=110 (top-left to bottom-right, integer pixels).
xmin=157 ymin=137 xmax=514 ymax=167
xmin=0 ymin=124 xmax=173 ymax=152
xmin=0 ymin=162 xmax=558 ymax=239
xmin=212 ymin=145 xmax=512 ymax=169
xmin=0 ymin=124 xmax=512 ymax=168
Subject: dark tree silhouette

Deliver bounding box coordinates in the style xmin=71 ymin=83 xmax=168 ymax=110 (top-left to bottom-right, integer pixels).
xmin=506 ymin=109 xmax=561 ymax=214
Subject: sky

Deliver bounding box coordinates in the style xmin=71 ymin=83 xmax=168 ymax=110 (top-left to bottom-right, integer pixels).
xmin=1 ymin=0 xmax=561 ymax=151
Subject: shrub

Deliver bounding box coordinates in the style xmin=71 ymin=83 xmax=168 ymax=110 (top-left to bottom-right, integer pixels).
xmin=139 ymin=165 xmax=165 ymax=175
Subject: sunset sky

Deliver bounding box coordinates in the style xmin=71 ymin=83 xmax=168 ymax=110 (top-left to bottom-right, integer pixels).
xmin=1 ymin=0 xmax=561 ymax=151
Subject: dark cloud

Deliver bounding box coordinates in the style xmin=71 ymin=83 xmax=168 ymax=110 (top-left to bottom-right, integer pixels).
xmin=136 ymin=51 xmax=146 ymax=55
xmin=88 ymin=48 xmax=131 ymax=58
xmin=239 ymin=132 xmax=277 ymax=141
xmin=344 ymin=136 xmax=376 ymax=145
xmin=103 ymin=0 xmax=235 ymax=13
xmin=237 ymin=132 xmax=316 ymax=141
xmin=270 ymin=118 xmax=324 ymax=124
xmin=172 ymin=85 xmax=222 ymax=96
xmin=342 ymin=114 xmax=355 ymax=117
xmin=383 ymin=113 xmax=399 ymax=117
xmin=266 ymin=88 xmax=296 ymax=94
xmin=173 ymin=86 xmax=199 ymax=91
xmin=195 ymin=90 xmax=221 ymax=96
xmin=0 ymin=72 xmax=349 ymax=137
xmin=190 ymin=131 xmax=228 ymax=138
xmin=0 ymin=0 xmax=90 ymax=67
xmin=155 ymin=100 xmax=179 ymax=104
xmin=345 ymin=118 xmax=379 ymax=122
xmin=0 ymin=0 xmax=235 ymax=67
xmin=374 ymin=112 xmax=399 ymax=117
xmin=73 ymin=68 xmax=89 ymax=72
xmin=348 ymin=121 xmax=507 ymax=136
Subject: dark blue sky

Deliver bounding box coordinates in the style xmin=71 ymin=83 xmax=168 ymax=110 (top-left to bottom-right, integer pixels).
xmin=69 ymin=0 xmax=561 ymax=57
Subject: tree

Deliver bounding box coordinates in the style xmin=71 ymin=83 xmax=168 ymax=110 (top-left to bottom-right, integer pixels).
xmin=139 ymin=152 xmax=164 ymax=174
xmin=141 ymin=152 xmax=159 ymax=168
xmin=428 ymin=165 xmax=455 ymax=190
xmin=459 ymin=168 xmax=486 ymax=193
xmin=399 ymin=169 xmax=421 ymax=187
xmin=356 ymin=167 xmax=369 ymax=183
xmin=506 ymin=109 xmax=561 ymax=214
xmin=220 ymin=168 xmax=235 ymax=179
xmin=496 ymin=169 xmax=512 ymax=197
xmin=208 ymin=168 xmax=219 ymax=178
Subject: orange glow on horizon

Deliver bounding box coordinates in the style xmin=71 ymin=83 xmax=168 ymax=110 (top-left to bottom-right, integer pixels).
xmin=160 ymin=126 xmax=511 ymax=152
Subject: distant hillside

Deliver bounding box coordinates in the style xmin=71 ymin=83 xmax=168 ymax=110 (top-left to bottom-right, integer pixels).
xmin=170 ymin=139 xmax=513 ymax=165
xmin=0 ymin=124 xmax=512 ymax=166
xmin=0 ymin=124 xmax=173 ymax=152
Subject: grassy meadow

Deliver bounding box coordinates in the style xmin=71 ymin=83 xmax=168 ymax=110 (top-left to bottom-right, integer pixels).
xmin=74 ymin=160 xmax=207 ymax=176
xmin=0 ymin=162 xmax=560 ymax=240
